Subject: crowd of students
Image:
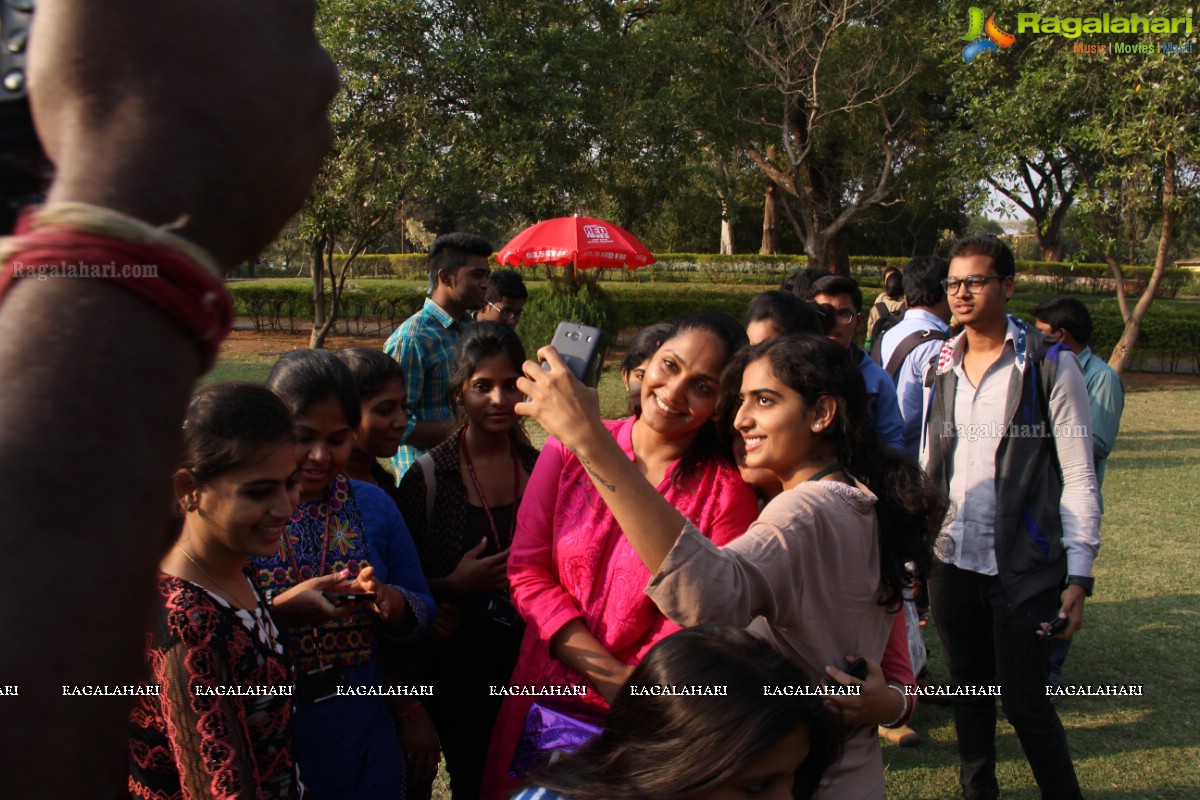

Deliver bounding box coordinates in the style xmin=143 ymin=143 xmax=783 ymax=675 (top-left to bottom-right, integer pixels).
xmin=118 ymin=230 xmax=1110 ymax=800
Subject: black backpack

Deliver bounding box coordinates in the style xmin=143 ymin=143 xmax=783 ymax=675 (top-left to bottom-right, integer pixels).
xmin=871 ymin=301 xmax=906 ymax=340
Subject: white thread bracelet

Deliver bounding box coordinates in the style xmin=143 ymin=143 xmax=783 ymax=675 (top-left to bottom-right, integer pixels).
xmin=880 ymin=683 xmax=909 ymax=728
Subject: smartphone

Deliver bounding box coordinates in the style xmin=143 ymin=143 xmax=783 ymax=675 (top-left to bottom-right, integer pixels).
xmin=830 ymin=656 xmax=869 ymax=685
xmin=322 ymin=591 xmax=376 ymax=606
xmin=1039 ymin=616 xmax=1068 ymax=638
xmin=543 ymin=321 xmax=605 ymax=387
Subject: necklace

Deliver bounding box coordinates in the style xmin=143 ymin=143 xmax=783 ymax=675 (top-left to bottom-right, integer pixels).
xmin=176 ymin=544 xmax=280 ymax=651
xmin=177 ymin=544 xmax=253 ymax=608
xmin=459 ymin=426 xmax=521 ymax=551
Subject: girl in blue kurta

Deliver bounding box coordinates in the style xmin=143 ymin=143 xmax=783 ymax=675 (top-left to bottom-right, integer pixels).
xmin=255 ymin=350 xmax=436 ymax=799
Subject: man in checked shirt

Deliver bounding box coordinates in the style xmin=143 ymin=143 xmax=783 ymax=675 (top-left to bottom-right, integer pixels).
xmin=386 ymin=232 xmax=491 ymax=481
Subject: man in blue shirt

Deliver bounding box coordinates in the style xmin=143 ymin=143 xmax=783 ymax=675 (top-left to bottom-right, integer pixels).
xmin=1033 ymin=297 xmax=1125 ymax=497
xmin=1033 ymin=297 xmax=1124 ymax=692
xmin=385 ymin=232 xmax=492 ymax=480
xmin=809 ymin=275 xmax=905 ymax=452
xmin=876 ymin=256 xmax=953 ymax=460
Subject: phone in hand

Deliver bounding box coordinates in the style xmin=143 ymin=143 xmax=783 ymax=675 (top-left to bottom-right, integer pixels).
xmin=830 ymin=657 xmax=869 ymax=685
xmin=543 ymin=321 xmax=605 ymax=387
xmin=322 ymin=591 xmax=376 ymax=607
xmin=1039 ymin=616 xmax=1069 ymax=638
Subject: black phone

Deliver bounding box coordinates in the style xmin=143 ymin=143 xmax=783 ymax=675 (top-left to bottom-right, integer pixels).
xmin=543 ymin=321 xmax=605 ymax=387
xmin=1039 ymin=616 xmax=1069 ymax=638
xmin=831 ymin=656 xmax=869 ymax=685
xmin=322 ymin=591 xmax=376 ymax=606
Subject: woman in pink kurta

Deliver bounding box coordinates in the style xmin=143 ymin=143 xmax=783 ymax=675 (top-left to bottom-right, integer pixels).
xmin=481 ymin=314 xmax=759 ymax=800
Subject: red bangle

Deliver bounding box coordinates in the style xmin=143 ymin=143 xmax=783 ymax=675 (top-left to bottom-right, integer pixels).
xmin=1 ymin=217 xmax=232 ymax=368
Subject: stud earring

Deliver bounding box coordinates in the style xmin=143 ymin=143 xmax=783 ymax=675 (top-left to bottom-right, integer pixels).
xmin=812 ymin=423 xmax=821 ymax=431
xmin=186 ymin=501 xmax=198 ymax=512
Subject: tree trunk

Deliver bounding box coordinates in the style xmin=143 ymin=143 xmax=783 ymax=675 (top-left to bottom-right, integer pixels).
xmin=719 ymin=193 xmax=735 ymax=255
xmin=760 ymin=183 xmax=780 ymax=254
xmin=1108 ymin=150 xmax=1176 ymax=374
xmin=822 ymin=234 xmax=849 ymax=276
xmin=1104 ymin=251 xmax=1132 ymax=324
xmin=309 ymin=237 xmax=327 ymax=346
xmin=1039 ymin=241 xmax=1065 ymax=262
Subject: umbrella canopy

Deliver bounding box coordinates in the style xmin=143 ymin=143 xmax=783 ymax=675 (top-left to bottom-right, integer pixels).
xmin=496 ymin=216 xmax=656 ymax=270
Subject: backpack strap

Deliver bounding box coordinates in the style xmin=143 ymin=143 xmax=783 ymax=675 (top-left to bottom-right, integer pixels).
xmin=416 ymin=452 xmax=436 ymax=526
xmin=884 ymin=328 xmax=951 ymax=382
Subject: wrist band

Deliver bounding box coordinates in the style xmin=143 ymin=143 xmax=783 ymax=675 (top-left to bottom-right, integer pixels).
xmin=880 ymin=683 xmax=909 ymax=728
xmin=0 ymin=205 xmax=231 ymax=369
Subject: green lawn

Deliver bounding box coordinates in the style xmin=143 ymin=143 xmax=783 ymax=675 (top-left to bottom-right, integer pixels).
xmin=201 ymin=346 xmax=1200 ymax=798
xmin=883 ymin=383 xmax=1200 ymax=799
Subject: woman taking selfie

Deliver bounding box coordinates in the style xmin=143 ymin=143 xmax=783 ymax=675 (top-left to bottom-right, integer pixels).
xmin=517 ymin=334 xmax=946 ymax=799
xmin=130 ymin=382 xmax=308 ymax=799
xmin=396 ymin=322 xmax=539 ymax=800
xmin=513 ymin=624 xmax=842 ymax=800
xmin=482 ymin=312 xmax=760 ymax=800
xmin=255 ymin=350 xmax=436 ymax=800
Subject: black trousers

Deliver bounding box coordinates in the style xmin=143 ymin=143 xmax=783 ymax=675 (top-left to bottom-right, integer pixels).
xmin=927 ymin=561 xmax=1083 ymax=800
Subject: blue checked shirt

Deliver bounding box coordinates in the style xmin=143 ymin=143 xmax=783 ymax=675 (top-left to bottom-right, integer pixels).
xmin=384 ymin=298 xmax=469 ymax=482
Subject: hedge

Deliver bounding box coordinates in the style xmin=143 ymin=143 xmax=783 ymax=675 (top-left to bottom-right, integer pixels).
xmin=332 ymin=252 xmax=1191 ymax=298
xmin=229 ymin=283 xmax=425 ymax=336
xmin=230 ymin=280 xmax=1199 ymax=373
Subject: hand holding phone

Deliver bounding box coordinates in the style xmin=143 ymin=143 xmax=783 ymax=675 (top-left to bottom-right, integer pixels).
xmin=322 ymin=591 xmax=376 ymax=607
xmin=1038 ymin=615 xmax=1069 ymax=638
xmin=829 ymin=656 xmax=870 ymax=686
xmin=542 ymin=321 xmax=605 ymax=387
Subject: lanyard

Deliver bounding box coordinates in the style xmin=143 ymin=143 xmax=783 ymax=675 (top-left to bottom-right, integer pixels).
xmin=807 ymin=463 xmax=844 ymax=482
xmin=459 ymin=427 xmax=521 ymax=552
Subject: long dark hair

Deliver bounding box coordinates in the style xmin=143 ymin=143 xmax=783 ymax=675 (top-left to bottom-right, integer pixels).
xmin=721 ymin=335 xmax=947 ymax=608
xmin=654 ymin=311 xmax=748 ymax=488
xmin=181 ymin=382 xmax=293 ymax=485
xmin=528 ymin=624 xmax=841 ymax=800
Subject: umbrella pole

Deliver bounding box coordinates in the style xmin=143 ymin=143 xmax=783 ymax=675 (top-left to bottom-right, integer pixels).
xmin=567 ymin=256 xmax=576 ymax=288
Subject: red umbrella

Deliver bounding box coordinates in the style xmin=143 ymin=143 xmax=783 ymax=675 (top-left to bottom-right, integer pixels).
xmin=496 ymin=215 xmax=656 ymax=270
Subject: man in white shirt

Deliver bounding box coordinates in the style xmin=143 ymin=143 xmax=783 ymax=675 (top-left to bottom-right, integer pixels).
xmin=920 ymin=236 xmax=1101 ymax=800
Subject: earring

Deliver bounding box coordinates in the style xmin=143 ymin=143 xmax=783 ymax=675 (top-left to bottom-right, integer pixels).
xmin=812 ymin=423 xmax=821 ymax=431
xmin=185 ymin=501 xmax=198 ymax=512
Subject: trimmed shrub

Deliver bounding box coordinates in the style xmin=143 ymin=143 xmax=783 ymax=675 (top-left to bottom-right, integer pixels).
xmin=518 ymin=281 xmax=620 ymax=356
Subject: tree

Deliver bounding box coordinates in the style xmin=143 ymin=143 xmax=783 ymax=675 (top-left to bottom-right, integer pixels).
xmin=1070 ymin=57 xmax=1199 ymax=372
xmin=300 ymin=0 xmax=440 ymax=348
xmin=735 ymin=0 xmax=920 ymax=273
xmin=941 ymin=1 xmax=1101 ymax=262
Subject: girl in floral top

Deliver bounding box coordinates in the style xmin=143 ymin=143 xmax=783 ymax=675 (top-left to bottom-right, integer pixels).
xmin=131 ymin=382 xmax=306 ymax=799
xmin=255 ymin=350 xmax=436 ymax=800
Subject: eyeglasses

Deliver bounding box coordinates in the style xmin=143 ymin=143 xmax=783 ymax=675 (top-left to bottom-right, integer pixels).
xmin=942 ymin=275 xmax=1001 ymax=294
xmin=815 ymin=303 xmax=858 ymax=325
xmin=487 ymin=302 xmax=522 ymax=322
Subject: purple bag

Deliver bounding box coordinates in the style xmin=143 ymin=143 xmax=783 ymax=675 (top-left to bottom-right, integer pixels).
xmin=509 ymin=700 xmax=604 ymax=778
